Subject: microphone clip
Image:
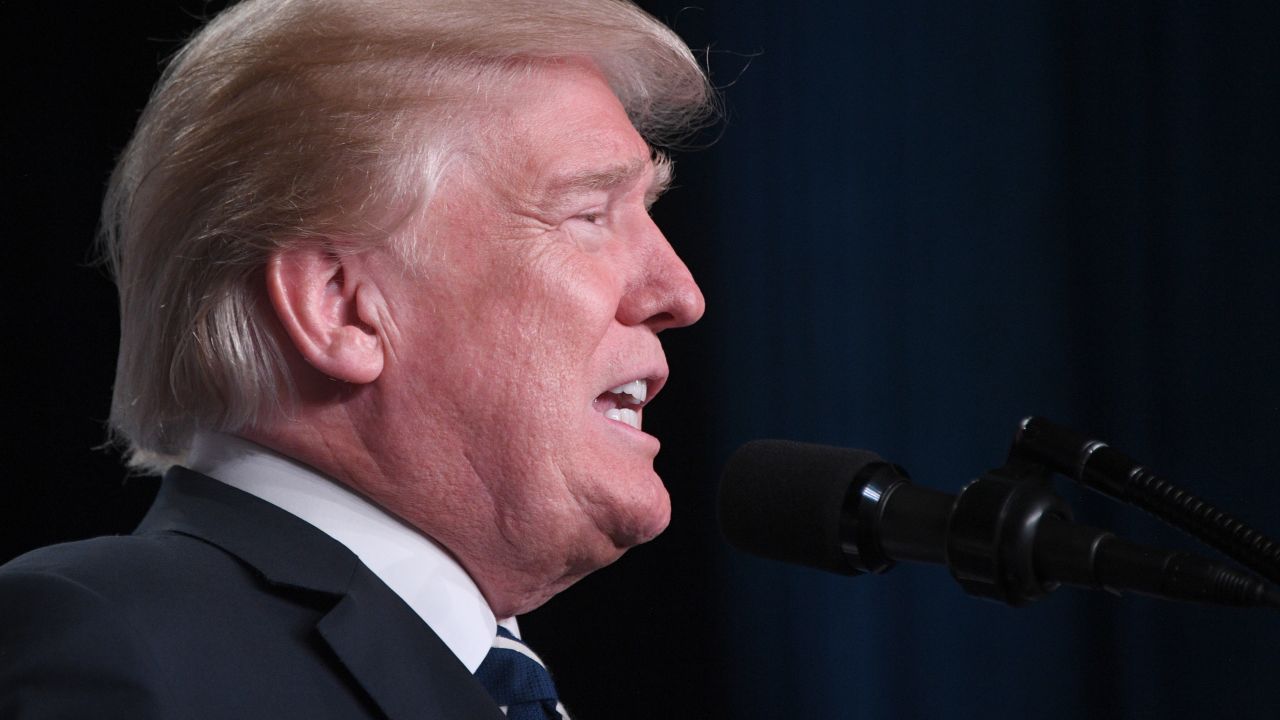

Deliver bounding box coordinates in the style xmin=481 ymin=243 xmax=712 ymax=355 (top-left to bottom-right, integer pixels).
xmin=946 ymin=462 xmax=1068 ymax=606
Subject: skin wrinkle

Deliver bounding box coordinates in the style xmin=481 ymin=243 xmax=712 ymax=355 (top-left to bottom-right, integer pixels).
xmin=460 ymin=72 xmax=656 ymax=605
xmin=347 ymin=255 xmax=509 ymax=577
xmin=251 ymin=59 xmax=702 ymax=618
xmin=529 ymin=158 xmax=646 ymax=217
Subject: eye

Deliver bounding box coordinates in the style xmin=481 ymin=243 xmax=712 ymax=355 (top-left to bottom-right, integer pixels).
xmin=565 ymin=209 xmax=607 ymax=251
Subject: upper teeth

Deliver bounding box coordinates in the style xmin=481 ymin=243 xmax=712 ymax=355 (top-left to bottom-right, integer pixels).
xmin=608 ymin=379 xmax=648 ymax=405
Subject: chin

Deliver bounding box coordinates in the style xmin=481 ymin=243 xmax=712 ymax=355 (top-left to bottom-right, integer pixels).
xmin=498 ymin=494 xmax=670 ymax=617
xmin=605 ymin=477 xmax=672 ymax=549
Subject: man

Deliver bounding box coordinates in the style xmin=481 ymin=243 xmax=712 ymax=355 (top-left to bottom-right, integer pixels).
xmin=0 ymin=0 xmax=712 ymax=717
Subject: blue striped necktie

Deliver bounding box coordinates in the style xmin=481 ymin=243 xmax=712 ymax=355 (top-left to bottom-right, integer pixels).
xmin=475 ymin=626 xmax=569 ymax=719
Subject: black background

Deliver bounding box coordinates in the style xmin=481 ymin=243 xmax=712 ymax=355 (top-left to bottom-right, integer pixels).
xmin=6 ymin=2 xmax=1279 ymax=719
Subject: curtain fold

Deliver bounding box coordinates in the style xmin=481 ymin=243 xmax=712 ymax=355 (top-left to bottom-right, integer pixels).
xmin=672 ymin=1 xmax=1280 ymax=717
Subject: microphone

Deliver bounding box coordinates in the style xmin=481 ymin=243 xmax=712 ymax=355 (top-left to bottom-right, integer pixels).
xmin=719 ymin=439 xmax=1280 ymax=609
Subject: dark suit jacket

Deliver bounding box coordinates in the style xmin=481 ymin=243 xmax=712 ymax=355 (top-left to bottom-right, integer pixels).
xmin=0 ymin=467 xmax=508 ymax=719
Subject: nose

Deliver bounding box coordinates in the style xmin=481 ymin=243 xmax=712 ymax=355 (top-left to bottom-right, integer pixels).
xmin=617 ymin=228 xmax=706 ymax=332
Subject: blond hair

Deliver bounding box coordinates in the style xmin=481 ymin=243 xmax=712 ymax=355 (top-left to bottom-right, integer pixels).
xmin=100 ymin=0 xmax=714 ymax=472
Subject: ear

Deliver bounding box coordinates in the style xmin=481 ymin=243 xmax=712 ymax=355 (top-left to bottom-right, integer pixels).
xmin=265 ymin=246 xmax=385 ymax=384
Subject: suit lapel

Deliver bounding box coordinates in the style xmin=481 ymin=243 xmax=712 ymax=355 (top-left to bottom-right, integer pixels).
xmin=317 ymin=565 xmax=507 ymax=720
xmin=138 ymin=467 xmax=506 ymax=720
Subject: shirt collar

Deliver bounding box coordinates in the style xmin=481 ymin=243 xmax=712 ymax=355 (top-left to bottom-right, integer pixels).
xmin=187 ymin=432 xmax=499 ymax=671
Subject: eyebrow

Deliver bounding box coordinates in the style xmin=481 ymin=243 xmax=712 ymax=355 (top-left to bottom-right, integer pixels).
xmin=537 ymin=152 xmax=673 ymax=209
xmin=648 ymin=152 xmax=674 ymax=205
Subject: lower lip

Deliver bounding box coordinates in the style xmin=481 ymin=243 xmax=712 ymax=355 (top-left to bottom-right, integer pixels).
xmin=596 ymin=410 xmax=660 ymax=451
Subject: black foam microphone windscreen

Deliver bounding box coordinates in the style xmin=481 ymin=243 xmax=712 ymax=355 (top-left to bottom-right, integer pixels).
xmin=718 ymin=439 xmax=885 ymax=575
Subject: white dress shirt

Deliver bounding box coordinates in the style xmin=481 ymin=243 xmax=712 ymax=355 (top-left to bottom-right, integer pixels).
xmin=187 ymin=432 xmax=511 ymax=673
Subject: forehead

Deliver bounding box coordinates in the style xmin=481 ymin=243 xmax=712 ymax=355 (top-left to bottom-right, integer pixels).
xmin=473 ymin=60 xmax=657 ymax=200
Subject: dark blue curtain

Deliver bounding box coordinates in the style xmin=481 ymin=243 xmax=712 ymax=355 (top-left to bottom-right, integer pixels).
xmin=627 ymin=1 xmax=1280 ymax=718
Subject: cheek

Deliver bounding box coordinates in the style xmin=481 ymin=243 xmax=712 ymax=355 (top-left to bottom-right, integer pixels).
xmin=475 ymin=243 xmax=610 ymax=334
xmin=494 ymin=256 xmax=622 ymax=383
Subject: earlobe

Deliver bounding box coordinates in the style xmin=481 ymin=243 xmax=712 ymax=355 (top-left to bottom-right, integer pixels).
xmin=265 ymin=247 xmax=385 ymax=385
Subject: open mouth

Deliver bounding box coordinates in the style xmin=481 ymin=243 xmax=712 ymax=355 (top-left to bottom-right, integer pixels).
xmin=593 ymin=379 xmax=648 ymax=430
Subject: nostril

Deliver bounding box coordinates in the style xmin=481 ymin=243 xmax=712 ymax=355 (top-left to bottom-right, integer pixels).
xmin=617 ymin=265 xmax=705 ymax=330
xmin=647 ymin=311 xmax=675 ymax=329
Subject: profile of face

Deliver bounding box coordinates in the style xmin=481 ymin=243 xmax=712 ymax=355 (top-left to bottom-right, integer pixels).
xmin=360 ymin=60 xmax=705 ymax=614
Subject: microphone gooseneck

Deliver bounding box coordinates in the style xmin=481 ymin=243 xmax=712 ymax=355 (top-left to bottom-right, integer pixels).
xmin=1012 ymin=416 xmax=1280 ymax=587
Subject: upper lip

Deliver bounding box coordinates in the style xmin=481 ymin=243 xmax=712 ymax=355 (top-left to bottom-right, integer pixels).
xmin=600 ymin=366 xmax=668 ymax=410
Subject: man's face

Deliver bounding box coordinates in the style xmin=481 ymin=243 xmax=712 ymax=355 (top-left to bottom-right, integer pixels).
xmin=362 ymin=60 xmax=704 ymax=613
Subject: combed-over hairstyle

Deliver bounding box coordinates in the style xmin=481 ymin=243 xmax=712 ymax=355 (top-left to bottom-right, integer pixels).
xmin=100 ymin=0 xmax=714 ymax=472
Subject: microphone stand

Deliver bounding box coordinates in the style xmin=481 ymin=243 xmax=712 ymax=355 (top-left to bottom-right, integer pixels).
xmin=1011 ymin=416 xmax=1280 ymax=586
xmin=938 ymin=417 xmax=1280 ymax=607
